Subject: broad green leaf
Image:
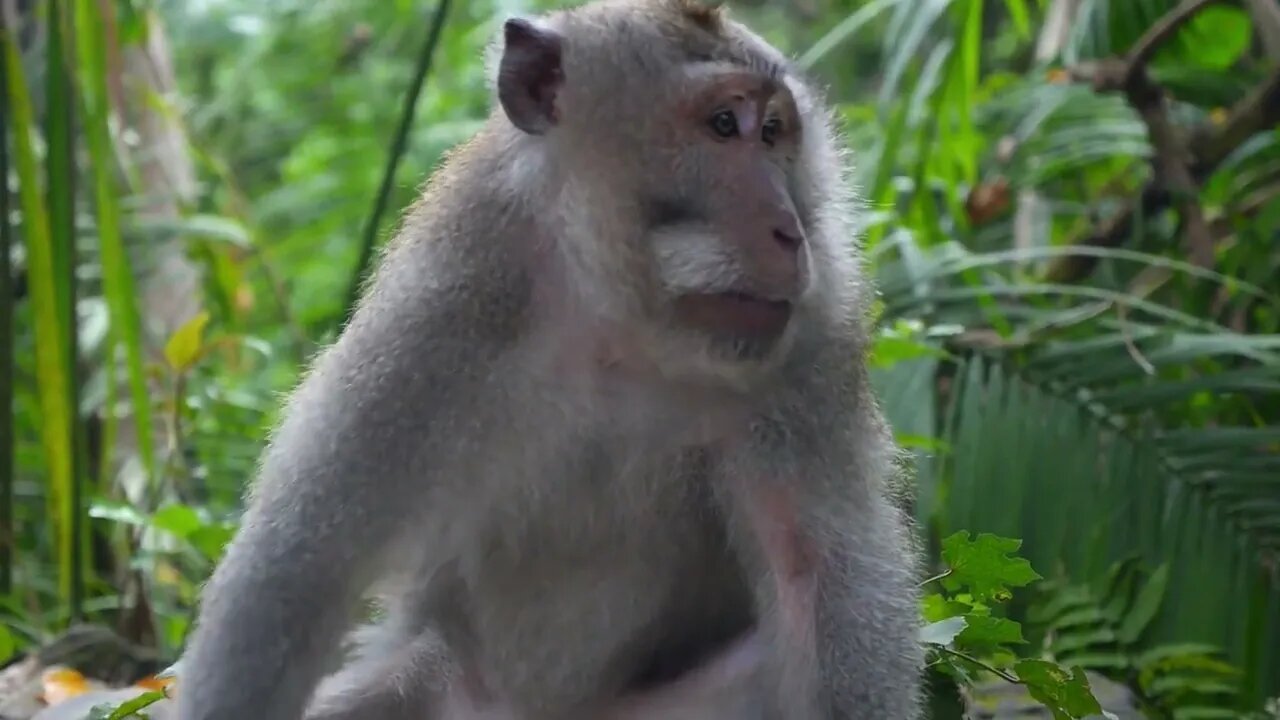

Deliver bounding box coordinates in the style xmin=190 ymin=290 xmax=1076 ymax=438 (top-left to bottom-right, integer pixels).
xmin=956 ymin=614 xmax=1026 ymax=648
xmin=1116 ymin=563 xmax=1169 ymax=644
xmin=1166 ymin=6 xmax=1252 ymax=71
xmin=940 ymin=531 xmax=1043 ymax=603
xmin=921 ymin=592 xmax=971 ymax=621
xmin=896 ymin=434 xmax=951 ymax=453
xmin=188 ymin=524 xmax=237 ymax=562
xmin=870 ymin=335 xmax=947 ymax=368
xmin=1014 ymin=660 xmax=1104 ymax=720
xmin=150 ymin=504 xmax=204 ymax=539
xmin=164 ymin=311 xmax=211 ymax=371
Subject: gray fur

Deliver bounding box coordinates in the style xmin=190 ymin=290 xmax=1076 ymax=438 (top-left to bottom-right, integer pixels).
xmin=176 ymin=2 xmax=923 ymax=718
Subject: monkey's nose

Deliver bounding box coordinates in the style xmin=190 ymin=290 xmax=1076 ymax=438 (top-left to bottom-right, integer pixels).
xmin=772 ymin=226 xmax=805 ymax=253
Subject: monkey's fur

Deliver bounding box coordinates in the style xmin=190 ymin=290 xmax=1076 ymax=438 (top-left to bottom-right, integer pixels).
xmin=177 ymin=1 xmax=924 ymax=718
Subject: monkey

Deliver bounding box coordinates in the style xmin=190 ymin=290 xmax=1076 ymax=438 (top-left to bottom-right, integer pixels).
xmin=174 ymin=1 xmax=924 ymax=718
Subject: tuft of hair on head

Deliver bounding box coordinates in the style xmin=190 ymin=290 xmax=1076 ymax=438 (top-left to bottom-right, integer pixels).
xmin=671 ymin=0 xmax=726 ymax=31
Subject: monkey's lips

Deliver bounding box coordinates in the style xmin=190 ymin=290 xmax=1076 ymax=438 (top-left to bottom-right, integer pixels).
xmin=675 ymin=291 xmax=793 ymax=340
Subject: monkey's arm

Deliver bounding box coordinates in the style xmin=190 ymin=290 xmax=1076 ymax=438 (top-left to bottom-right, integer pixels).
xmin=176 ymin=246 xmax=524 ymax=720
xmin=729 ymin=374 xmax=924 ymax=720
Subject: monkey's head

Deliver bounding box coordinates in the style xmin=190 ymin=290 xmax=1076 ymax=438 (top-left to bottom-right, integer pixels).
xmin=489 ymin=0 xmax=864 ymax=385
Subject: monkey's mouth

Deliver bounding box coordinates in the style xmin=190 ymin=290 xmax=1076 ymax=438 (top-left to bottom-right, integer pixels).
xmin=674 ymin=291 xmax=793 ymax=340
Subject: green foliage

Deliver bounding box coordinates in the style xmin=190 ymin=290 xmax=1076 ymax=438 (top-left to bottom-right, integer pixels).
xmin=3 ymin=0 xmax=79 ymax=608
xmin=0 ymin=623 xmax=14 ymax=664
xmin=86 ymin=690 xmax=168 ymax=720
xmin=1013 ymin=660 xmax=1107 ymax=720
xmin=1028 ymin=560 xmax=1253 ymax=718
xmin=920 ymin=531 xmax=1106 ymax=719
xmin=939 ymin=531 xmax=1043 ymax=604
xmin=4 ymin=0 xmax=1280 ymax=718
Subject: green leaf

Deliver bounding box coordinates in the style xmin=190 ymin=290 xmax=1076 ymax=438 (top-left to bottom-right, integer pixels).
xmin=940 ymin=532 xmax=1043 ymax=603
xmin=1014 ymin=660 xmax=1104 ymax=720
xmin=87 ymin=688 xmax=168 ymax=719
xmin=1116 ymin=563 xmax=1169 ymax=644
xmin=798 ymin=0 xmax=901 ymax=70
xmin=4 ymin=8 xmax=78 ymax=607
xmin=150 ymin=504 xmax=204 ymax=539
xmin=1168 ymin=6 xmax=1251 ymax=71
xmin=919 ymin=616 xmax=967 ymax=645
xmin=188 ymin=524 xmax=237 ymax=562
xmin=956 ymin=614 xmax=1025 ymax=648
xmin=0 ymin=625 xmax=14 ymax=663
xmin=870 ymin=335 xmax=947 ymax=368
xmin=75 ymin=0 xmax=157 ymax=484
xmin=1001 ymin=0 xmax=1030 ymax=39
xmin=1134 ymin=643 xmax=1227 ymax=668
xmin=87 ymin=500 xmax=150 ymax=527
xmin=921 ymin=592 xmax=971 ymax=621
xmin=164 ymin=311 xmax=211 ymax=372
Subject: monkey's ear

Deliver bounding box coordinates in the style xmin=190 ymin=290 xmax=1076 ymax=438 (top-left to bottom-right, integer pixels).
xmin=498 ymin=18 xmax=564 ymax=135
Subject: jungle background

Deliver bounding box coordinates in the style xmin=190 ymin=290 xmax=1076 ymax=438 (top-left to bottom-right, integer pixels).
xmin=1 ymin=0 xmax=1278 ymax=718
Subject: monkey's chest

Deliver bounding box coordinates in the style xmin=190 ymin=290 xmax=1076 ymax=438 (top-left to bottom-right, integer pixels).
xmin=448 ymin=445 xmax=755 ymax=705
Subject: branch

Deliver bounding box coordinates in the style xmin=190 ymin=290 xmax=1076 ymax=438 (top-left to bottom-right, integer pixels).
xmin=1047 ymin=1 xmax=1268 ymax=281
xmin=1062 ymin=59 xmax=1212 ymax=268
xmin=1048 ymin=67 xmax=1280 ymax=283
xmin=917 ymin=569 xmax=953 ymax=588
xmin=1244 ymin=0 xmax=1280 ymax=60
xmin=1191 ymin=66 xmax=1280 ymax=174
xmin=1124 ymin=0 xmax=1231 ymax=76
xmin=936 ymin=646 xmax=1022 ymax=684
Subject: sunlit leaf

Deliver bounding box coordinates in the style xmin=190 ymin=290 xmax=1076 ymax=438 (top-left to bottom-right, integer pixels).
xmin=941 ymin=532 xmax=1043 ymax=603
xmin=164 ymin=311 xmax=211 ymax=372
xmin=150 ymin=504 xmax=203 ymax=539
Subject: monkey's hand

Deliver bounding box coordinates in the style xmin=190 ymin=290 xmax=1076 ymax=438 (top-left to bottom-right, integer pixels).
xmin=605 ymin=632 xmax=765 ymax=720
xmin=439 ymin=632 xmax=766 ymax=720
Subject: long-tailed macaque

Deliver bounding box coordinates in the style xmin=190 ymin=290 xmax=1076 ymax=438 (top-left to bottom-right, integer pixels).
xmin=176 ymin=1 xmax=924 ymax=718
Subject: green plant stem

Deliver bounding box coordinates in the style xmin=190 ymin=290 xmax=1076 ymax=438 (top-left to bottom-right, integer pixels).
xmin=937 ymin=646 xmax=1022 ymax=684
xmin=0 ymin=0 xmax=12 ymax=596
xmin=46 ymin=0 xmax=85 ymax=622
xmin=340 ymin=0 xmax=451 ymax=329
xmin=918 ymin=569 xmax=953 ymax=588
xmin=75 ymin=0 xmax=158 ymax=489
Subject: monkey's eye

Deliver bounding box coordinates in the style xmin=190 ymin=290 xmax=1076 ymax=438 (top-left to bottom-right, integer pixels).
xmin=709 ymin=109 xmax=739 ymax=139
xmin=761 ymin=116 xmax=782 ymax=146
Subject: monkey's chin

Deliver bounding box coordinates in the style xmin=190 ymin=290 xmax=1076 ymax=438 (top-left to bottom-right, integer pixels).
xmin=652 ymin=293 xmax=799 ymax=390
xmin=673 ymin=291 xmax=794 ymax=346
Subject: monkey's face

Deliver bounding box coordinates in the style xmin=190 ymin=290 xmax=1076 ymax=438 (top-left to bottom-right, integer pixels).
xmin=494 ymin=3 xmax=840 ymax=379
xmin=640 ymin=64 xmax=813 ymax=365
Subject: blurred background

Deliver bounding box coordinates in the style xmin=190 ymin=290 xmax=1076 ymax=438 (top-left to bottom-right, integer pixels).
xmin=1 ymin=0 xmax=1278 ymax=717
